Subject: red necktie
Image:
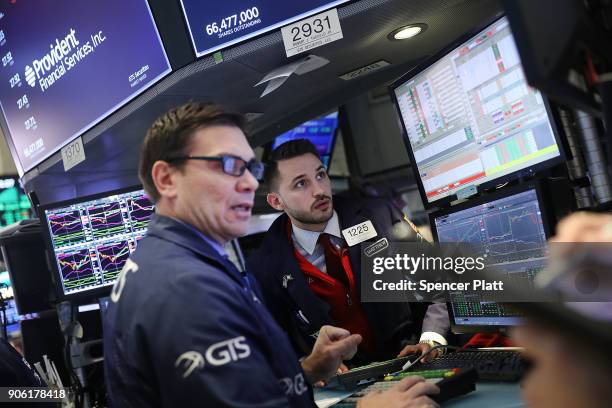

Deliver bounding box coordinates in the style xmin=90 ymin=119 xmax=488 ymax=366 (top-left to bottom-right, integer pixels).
xmin=318 ymin=233 xmax=349 ymax=287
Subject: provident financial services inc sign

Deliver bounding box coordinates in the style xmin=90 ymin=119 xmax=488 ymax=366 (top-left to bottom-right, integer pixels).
xmin=0 ymin=0 xmax=171 ymax=173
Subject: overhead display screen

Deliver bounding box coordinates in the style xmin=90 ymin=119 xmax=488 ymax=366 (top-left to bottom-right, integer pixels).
xmin=0 ymin=0 xmax=171 ymax=173
xmin=392 ymin=17 xmax=562 ymax=205
xmin=180 ymin=0 xmax=349 ymax=57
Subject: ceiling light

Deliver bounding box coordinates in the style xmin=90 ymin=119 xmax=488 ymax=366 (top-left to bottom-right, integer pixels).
xmin=388 ymin=24 xmax=427 ymax=41
xmin=394 ymin=26 xmax=422 ymax=39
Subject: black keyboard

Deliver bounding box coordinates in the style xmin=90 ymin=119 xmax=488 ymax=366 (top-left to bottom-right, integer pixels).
xmin=416 ymin=350 xmax=528 ymax=382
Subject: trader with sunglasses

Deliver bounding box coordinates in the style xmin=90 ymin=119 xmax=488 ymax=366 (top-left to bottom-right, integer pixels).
xmin=103 ymin=102 xmax=439 ymax=407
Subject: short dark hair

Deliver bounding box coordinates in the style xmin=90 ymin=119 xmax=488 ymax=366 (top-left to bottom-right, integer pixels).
xmin=265 ymin=139 xmax=321 ymax=191
xmin=139 ymin=102 xmax=245 ymax=201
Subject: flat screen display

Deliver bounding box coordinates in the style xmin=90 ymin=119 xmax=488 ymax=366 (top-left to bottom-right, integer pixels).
xmin=432 ymin=187 xmax=548 ymax=328
xmin=0 ymin=0 xmax=171 ymax=173
xmin=0 ymin=177 xmax=32 ymax=226
xmin=41 ymin=188 xmax=155 ymax=298
xmin=180 ymin=0 xmax=349 ymax=57
xmin=272 ymin=111 xmax=338 ymax=168
xmin=392 ymin=17 xmax=562 ymax=205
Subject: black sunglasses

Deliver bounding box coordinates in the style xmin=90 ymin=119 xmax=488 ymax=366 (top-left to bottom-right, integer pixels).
xmin=167 ymin=155 xmax=265 ymax=180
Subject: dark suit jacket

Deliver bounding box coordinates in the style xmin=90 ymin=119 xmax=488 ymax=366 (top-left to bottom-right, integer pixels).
xmin=248 ymin=196 xmax=449 ymax=360
xmin=104 ymin=215 xmax=314 ymax=407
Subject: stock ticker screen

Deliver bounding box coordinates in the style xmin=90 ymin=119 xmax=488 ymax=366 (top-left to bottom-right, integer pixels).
xmin=42 ymin=189 xmax=155 ymax=297
xmin=433 ymin=188 xmax=547 ymax=327
xmin=393 ymin=17 xmax=561 ymax=204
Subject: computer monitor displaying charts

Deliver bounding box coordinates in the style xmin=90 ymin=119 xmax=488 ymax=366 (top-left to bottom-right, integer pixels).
xmin=391 ymin=16 xmax=563 ymax=207
xmin=271 ymin=111 xmax=339 ymax=168
xmin=430 ymin=185 xmax=549 ymax=331
xmin=0 ymin=177 xmax=33 ymax=227
xmin=40 ymin=187 xmax=155 ymax=300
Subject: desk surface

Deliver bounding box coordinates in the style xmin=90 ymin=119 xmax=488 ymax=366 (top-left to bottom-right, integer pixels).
xmin=314 ymin=382 xmax=525 ymax=408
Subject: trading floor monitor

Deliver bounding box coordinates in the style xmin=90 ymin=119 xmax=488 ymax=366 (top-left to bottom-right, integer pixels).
xmin=391 ymin=16 xmax=564 ymax=207
xmin=40 ymin=187 xmax=155 ymax=302
xmin=430 ymin=185 xmax=549 ymax=332
xmin=271 ymin=111 xmax=339 ymax=168
xmin=0 ymin=177 xmax=33 ymax=226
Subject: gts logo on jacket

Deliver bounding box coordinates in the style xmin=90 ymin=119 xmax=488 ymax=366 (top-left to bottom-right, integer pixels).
xmin=175 ymin=336 xmax=251 ymax=377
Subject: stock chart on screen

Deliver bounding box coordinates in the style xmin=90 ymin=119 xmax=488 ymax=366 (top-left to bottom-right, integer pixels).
xmin=393 ymin=17 xmax=560 ymax=204
xmin=43 ymin=189 xmax=155 ymax=296
xmin=433 ymin=188 xmax=547 ymax=327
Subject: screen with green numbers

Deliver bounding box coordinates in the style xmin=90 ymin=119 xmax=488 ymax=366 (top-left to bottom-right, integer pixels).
xmin=0 ymin=177 xmax=32 ymax=226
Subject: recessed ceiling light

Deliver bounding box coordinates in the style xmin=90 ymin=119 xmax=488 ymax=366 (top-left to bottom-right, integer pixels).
xmin=388 ymin=24 xmax=427 ymax=41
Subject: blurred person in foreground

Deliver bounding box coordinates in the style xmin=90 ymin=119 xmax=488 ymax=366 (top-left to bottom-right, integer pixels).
xmin=512 ymin=212 xmax=612 ymax=408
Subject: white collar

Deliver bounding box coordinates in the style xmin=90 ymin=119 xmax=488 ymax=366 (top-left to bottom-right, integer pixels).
xmin=291 ymin=211 xmax=342 ymax=255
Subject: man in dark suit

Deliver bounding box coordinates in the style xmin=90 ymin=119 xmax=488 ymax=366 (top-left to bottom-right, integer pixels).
xmin=248 ymin=139 xmax=449 ymax=363
xmin=105 ymin=104 xmax=440 ymax=407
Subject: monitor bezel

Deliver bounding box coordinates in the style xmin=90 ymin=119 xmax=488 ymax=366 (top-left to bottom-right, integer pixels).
xmin=429 ymin=182 xmax=551 ymax=334
xmin=389 ymin=14 xmax=566 ymax=209
xmin=38 ymin=185 xmax=152 ymax=304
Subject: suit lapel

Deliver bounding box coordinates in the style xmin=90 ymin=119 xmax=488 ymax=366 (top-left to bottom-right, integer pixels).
xmin=269 ymin=217 xmax=332 ymax=328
